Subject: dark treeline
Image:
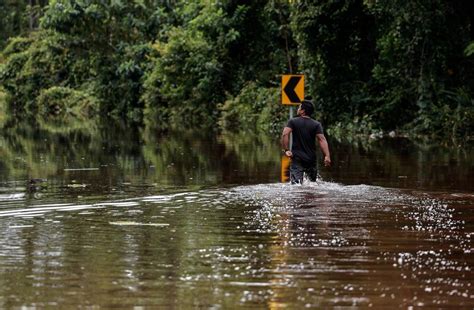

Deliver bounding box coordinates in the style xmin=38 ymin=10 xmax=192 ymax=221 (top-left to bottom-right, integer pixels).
xmin=0 ymin=0 xmax=48 ymax=45
xmin=0 ymin=0 xmax=473 ymax=142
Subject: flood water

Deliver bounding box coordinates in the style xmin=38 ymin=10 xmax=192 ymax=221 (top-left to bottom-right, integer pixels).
xmin=0 ymin=119 xmax=473 ymax=308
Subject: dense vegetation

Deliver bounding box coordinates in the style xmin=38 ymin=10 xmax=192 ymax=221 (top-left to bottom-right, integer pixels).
xmin=0 ymin=0 xmax=473 ymax=142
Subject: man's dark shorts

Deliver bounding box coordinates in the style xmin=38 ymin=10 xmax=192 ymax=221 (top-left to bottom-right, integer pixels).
xmin=290 ymin=159 xmax=317 ymax=184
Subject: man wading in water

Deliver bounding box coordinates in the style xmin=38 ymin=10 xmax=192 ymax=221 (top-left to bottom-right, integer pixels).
xmin=281 ymin=99 xmax=331 ymax=184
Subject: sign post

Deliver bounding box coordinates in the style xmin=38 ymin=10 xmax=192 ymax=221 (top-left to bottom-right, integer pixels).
xmin=281 ymin=74 xmax=304 ymax=183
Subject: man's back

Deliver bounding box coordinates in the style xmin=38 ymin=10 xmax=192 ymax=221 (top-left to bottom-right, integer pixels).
xmin=287 ymin=116 xmax=323 ymax=163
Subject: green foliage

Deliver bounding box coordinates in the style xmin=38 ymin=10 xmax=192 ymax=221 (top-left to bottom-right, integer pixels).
xmin=0 ymin=0 xmax=473 ymax=142
xmin=143 ymin=2 xmax=243 ymax=125
xmin=1 ymin=0 xmax=174 ymax=117
xmin=39 ymin=0 xmax=171 ymax=117
xmin=1 ymin=36 xmax=34 ymax=57
xmin=409 ymin=88 xmax=474 ymax=142
xmin=0 ymin=88 xmax=7 ymax=126
xmin=0 ymin=31 xmax=76 ymax=110
xmin=219 ymin=83 xmax=285 ymax=134
xmin=1 ymin=1 xmax=28 ymax=48
xmin=37 ymin=86 xmax=99 ymax=116
xmin=291 ymin=0 xmax=375 ymax=124
xmin=143 ymin=24 xmax=225 ymax=125
xmin=289 ymin=0 xmax=473 ymax=141
xmin=370 ymin=0 xmax=471 ymax=129
xmin=0 ymin=0 xmax=47 ymax=49
xmin=219 ymin=84 xmax=260 ymax=131
xmin=143 ymin=0 xmax=296 ymax=127
xmin=327 ymin=114 xmax=378 ymax=139
xmin=224 ymin=1 xmax=296 ymax=89
xmin=465 ymin=42 xmax=474 ymax=57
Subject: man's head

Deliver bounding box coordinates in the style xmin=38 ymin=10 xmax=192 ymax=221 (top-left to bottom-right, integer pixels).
xmin=298 ymin=100 xmax=314 ymax=117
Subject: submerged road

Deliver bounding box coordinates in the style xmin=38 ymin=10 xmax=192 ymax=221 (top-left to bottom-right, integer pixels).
xmin=0 ymin=181 xmax=472 ymax=308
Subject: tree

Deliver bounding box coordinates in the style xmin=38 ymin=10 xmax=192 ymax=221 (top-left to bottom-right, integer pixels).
xmin=1 ymin=0 xmax=177 ymax=119
xmin=143 ymin=0 xmax=296 ymax=127
xmin=291 ymin=0 xmax=375 ymax=124
xmin=370 ymin=0 xmax=474 ymax=139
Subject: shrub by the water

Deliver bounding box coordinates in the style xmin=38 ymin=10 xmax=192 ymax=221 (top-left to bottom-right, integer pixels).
xmin=37 ymin=86 xmax=98 ymax=117
xmin=219 ymin=82 xmax=286 ymax=134
xmin=408 ymin=88 xmax=474 ymax=143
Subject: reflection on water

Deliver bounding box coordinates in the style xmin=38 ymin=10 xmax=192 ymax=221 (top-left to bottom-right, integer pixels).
xmin=0 ymin=117 xmax=473 ymax=307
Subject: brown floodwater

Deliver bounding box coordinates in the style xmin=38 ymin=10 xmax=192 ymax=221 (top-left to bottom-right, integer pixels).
xmin=0 ymin=120 xmax=472 ymax=308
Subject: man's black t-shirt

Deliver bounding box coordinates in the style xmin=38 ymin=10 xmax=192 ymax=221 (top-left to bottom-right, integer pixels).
xmin=287 ymin=116 xmax=323 ymax=164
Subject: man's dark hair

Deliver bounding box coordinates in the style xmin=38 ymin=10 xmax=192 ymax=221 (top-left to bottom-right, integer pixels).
xmin=301 ymin=100 xmax=314 ymax=117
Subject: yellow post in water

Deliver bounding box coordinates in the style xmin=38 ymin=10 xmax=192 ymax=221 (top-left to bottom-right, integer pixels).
xmin=280 ymin=74 xmax=304 ymax=183
xmin=281 ymin=155 xmax=291 ymax=183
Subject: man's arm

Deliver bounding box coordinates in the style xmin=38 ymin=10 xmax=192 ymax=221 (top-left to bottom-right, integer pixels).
xmin=281 ymin=127 xmax=293 ymax=157
xmin=316 ymin=134 xmax=331 ymax=166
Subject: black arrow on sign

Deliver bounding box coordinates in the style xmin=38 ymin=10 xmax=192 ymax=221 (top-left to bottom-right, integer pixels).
xmin=283 ymin=76 xmax=302 ymax=103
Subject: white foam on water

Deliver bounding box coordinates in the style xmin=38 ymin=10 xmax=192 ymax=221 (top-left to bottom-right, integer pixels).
xmin=0 ymin=193 xmax=25 ymax=201
xmin=109 ymin=221 xmax=169 ymax=227
xmin=97 ymin=202 xmax=140 ymax=207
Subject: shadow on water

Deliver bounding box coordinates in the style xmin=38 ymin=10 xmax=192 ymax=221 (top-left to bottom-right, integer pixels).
xmin=0 ymin=116 xmax=473 ymax=307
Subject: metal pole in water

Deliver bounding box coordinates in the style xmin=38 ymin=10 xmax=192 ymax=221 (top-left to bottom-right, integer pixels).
xmin=289 ymin=106 xmax=294 ymax=150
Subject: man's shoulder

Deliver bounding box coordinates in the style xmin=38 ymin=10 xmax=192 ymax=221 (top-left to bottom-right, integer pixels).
xmin=288 ymin=116 xmax=300 ymax=125
xmin=290 ymin=117 xmax=321 ymax=124
xmin=307 ymin=118 xmax=323 ymax=132
xmin=307 ymin=118 xmax=322 ymax=127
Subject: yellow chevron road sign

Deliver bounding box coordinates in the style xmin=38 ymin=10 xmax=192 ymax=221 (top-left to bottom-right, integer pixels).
xmin=281 ymin=74 xmax=304 ymax=105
